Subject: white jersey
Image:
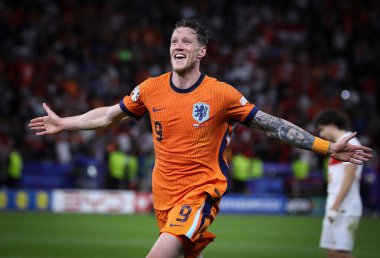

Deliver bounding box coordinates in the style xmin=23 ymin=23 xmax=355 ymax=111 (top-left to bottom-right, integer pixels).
xmin=326 ymin=132 xmax=363 ymax=217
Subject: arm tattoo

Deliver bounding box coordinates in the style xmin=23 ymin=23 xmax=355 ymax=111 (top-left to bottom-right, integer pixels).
xmin=250 ymin=110 xmax=315 ymax=150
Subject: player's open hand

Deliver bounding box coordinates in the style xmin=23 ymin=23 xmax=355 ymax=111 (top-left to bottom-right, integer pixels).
xmin=29 ymin=103 xmax=63 ymax=135
xmin=330 ymin=132 xmax=372 ymax=165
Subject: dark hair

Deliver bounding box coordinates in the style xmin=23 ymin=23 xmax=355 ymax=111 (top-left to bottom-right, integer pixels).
xmin=174 ymin=18 xmax=210 ymax=46
xmin=314 ymin=109 xmax=349 ymax=130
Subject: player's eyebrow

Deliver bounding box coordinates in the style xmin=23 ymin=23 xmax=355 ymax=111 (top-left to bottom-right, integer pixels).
xmin=182 ymin=37 xmax=193 ymax=42
xmin=171 ymin=36 xmax=195 ymax=43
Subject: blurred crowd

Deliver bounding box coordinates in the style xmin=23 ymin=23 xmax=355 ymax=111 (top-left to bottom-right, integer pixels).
xmin=0 ymin=0 xmax=379 ymax=197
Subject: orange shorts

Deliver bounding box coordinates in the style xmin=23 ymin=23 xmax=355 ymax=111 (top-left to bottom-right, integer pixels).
xmin=154 ymin=194 xmax=220 ymax=258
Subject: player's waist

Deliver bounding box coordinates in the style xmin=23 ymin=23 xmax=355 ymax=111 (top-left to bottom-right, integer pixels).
xmin=152 ymin=177 xmax=227 ymax=210
xmin=154 ymin=156 xmax=218 ymax=170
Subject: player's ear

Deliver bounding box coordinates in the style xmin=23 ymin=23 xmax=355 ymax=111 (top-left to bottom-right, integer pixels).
xmin=198 ymin=46 xmax=206 ymax=59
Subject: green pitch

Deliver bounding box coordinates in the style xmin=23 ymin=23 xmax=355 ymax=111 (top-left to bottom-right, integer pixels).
xmin=0 ymin=212 xmax=379 ymax=258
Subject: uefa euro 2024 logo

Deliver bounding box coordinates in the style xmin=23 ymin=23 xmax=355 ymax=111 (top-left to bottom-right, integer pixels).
xmin=192 ymin=102 xmax=210 ymax=124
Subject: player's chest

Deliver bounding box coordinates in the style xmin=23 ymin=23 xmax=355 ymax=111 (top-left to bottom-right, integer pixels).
xmin=147 ymin=92 xmax=223 ymax=125
xmin=146 ymin=93 xmax=224 ymax=142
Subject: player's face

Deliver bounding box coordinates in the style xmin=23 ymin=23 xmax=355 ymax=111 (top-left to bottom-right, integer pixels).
xmin=170 ymin=27 xmax=206 ymax=74
xmin=318 ymin=124 xmax=336 ymax=141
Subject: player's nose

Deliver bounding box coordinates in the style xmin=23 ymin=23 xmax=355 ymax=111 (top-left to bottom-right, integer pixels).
xmin=175 ymin=41 xmax=185 ymax=49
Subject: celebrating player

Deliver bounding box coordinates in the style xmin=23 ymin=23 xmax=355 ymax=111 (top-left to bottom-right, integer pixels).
xmin=29 ymin=18 xmax=372 ymax=258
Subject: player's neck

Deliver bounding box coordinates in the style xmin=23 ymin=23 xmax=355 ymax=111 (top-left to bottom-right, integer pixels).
xmin=172 ymin=69 xmax=202 ymax=89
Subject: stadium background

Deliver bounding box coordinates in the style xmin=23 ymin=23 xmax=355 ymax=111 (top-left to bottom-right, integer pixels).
xmin=0 ymin=0 xmax=380 ymax=257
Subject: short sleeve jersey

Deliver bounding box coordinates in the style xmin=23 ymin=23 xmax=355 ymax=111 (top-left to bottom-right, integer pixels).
xmin=120 ymin=72 xmax=258 ymax=210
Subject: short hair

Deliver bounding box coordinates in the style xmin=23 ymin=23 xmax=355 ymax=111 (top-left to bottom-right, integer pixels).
xmin=174 ymin=18 xmax=210 ymax=46
xmin=314 ymin=109 xmax=349 ymax=130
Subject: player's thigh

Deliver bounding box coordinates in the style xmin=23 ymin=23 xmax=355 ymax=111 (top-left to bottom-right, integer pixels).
xmin=320 ymin=216 xmax=360 ymax=252
xmin=334 ymin=216 xmax=359 ymax=251
xmin=320 ymin=216 xmax=334 ymax=249
xmin=146 ymin=232 xmax=184 ymax=258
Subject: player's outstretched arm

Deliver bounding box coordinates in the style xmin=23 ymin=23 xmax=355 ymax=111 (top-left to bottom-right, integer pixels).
xmin=250 ymin=110 xmax=372 ymax=164
xmin=29 ymin=103 xmax=130 ymax=135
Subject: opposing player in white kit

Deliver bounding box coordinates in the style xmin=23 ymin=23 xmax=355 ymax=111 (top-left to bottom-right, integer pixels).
xmin=315 ymin=109 xmax=363 ymax=258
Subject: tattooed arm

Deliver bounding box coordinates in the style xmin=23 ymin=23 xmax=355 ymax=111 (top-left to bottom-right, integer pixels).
xmin=250 ymin=110 xmax=315 ymax=151
xmin=250 ymin=110 xmax=372 ymax=164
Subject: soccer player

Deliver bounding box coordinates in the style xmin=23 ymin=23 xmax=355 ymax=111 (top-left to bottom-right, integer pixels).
xmin=29 ymin=18 xmax=372 ymax=258
xmin=315 ymin=109 xmax=364 ymax=258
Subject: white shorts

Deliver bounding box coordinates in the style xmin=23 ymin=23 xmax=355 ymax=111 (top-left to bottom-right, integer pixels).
xmin=319 ymin=215 xmax=360 ymax=251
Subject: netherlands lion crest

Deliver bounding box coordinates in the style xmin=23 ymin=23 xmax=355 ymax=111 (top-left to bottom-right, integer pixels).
xmin=192 ymin=102 xmax=210 ymax=123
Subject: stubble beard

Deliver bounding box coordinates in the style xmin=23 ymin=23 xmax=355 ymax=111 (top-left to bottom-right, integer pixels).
xmin=171 ymin=59 xmax=197 ymax=76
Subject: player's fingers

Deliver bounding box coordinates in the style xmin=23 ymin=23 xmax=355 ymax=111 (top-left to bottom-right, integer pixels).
xmin=30 ymin=117 xmax=44 ymax=123
xmin=29 ymin=124 xmax=44 ymax=131
xmin=339 ymin=132 xmax=356 ymax=145
xmin=342 ymin=132 xmax=357 ymax=142
xmin=43 ymin=102 xmax=56 ymax=117
xmin=353 ymin=150 xmax=371 ymax=159
xmin=29 ymin=121 xmax=45 ymax=127
xmin=349 ymin=158 xmax=363 ymax=165
xmin=352 ymin=154 xmax=370 ymax=162
xmin=354 ymin=145 xmax=373 ymax=153
xmin=30 ymin=125 xmax=46 ymax=131
xmin=35 ymin=131 xmax=47 ymax=136
xmin=354 ymin=150 xmax=372 ymax=159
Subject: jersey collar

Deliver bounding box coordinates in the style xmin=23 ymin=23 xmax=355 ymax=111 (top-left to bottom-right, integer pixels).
xmin=170 ymin=72 xmax=205 ymax=93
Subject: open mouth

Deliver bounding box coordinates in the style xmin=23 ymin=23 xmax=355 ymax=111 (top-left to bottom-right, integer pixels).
xmin=174 ymin=53 xmax=186 ymax=60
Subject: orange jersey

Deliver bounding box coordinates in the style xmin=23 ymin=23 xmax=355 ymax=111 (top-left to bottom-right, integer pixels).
xmin=120 ymin=72 xmax=258 ymax=210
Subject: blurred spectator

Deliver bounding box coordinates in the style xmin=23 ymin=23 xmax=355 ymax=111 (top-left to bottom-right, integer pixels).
xmin=231 ymin=151 xmax=251 ymax=193
xmin=105 ymin=142 xmax=128 ymax=189
xmin=290 ymin=152 xmax=311 ymax=197
xmin=5 ymin=139 xmax=23 ymax=188
xmin=105 ymin=142 xmax=138 ymax=190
